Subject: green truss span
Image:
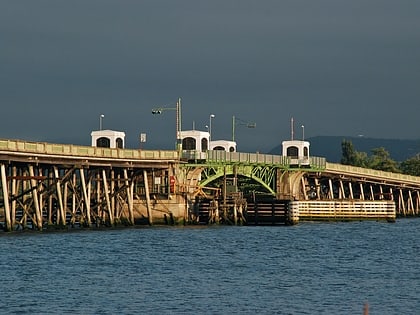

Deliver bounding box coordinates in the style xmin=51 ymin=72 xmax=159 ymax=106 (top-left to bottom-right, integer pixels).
xmin=182 ymin=152 xmax=327 ymax=195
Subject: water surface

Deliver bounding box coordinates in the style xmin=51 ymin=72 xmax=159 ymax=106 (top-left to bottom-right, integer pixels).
xmin=1 ymin=219 xmax=419 ymax=314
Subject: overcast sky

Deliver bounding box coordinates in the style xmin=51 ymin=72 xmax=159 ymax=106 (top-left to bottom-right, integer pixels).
xmin=1 ymin=0 xmax=419 ymax=153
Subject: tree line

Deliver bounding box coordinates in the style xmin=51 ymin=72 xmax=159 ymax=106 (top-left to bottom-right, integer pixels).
xmin=341 ymin=139 xmax=420 ymax=176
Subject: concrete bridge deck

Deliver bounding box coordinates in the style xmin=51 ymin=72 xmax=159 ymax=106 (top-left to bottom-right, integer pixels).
xmin=325 ymin=162 xmax=420 ymax=189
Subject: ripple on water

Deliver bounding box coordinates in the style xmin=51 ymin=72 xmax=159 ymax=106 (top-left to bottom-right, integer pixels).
xmin=1 ymin=220 xmax=419 ymax=314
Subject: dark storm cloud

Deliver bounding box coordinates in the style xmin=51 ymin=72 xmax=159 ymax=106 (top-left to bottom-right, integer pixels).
xmin=1 ymin=0 xmax=419 ymax=152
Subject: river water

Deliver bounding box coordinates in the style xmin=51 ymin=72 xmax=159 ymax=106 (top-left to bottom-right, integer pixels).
xmin=1 ymin=219 xmax=419 ymax=314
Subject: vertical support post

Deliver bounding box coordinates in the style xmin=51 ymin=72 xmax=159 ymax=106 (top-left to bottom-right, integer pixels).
xmin=38 ymin=168 xmax=44 ymax=225
xmin=116 ymin=173 xmax=122 ymax=218
xmin=328 ymin=179 xmax=334 ymax=199
xmin=399 ymin=189 xmax=406 ymax=215
xmin=143 ymin=170 xmax=153 ymax=225
xmin=339 ymin=180 xmax=345 ymax=199
xmin=96 ymin=172 xmax=101 ymax=223
xmin=301 ymin=177 xmax=308 ymax=200
xmin=102 ymin=169 xmax=114 ymax=225
xmin=71 ymin=173 xmax=77 ymax=226
xmin=64 ymin=181 xmax=69 ymax=225
xmin=124 ymin=169 xmax=134 ymax=225
xmin=1 ymin=164 xmax=12 ymax=231
xmin=416 ymin=191 xmax=420 ymax=215
xmin=215 ymin=200 xmax=220 ymax=224
xmin=87 ymin=174 xmax=92 ymax=223
xmin=315 ymin=178 xmax=321 ymax=200
xmin=359 ymin=183 xmax=365 ymax=200
xmin=348 ymin=182 xmax=354 ymax=200
xmin=379 ymin=185 xmax=384 ymax=200
xmin=29 ymin=165 xmax=43 ymax=230
xmin=54 ymin=166 xmax=66 ymax=226
xmin=369 ymin=185 xmax=374 ymax=200
xmin=80 ymin=168 xmax=92 ymax=226
xmin=71 ymin=172 xmax=77 ymax=225
xmin=223 ymin=166 xmax=227 ymax=220
xmin=22 ymin=175 xmax=28 ymax=228
xmin=11 ymin=166 xmax=17 ymax=228
xmin=110 ymin=170 xmax=115 ymax=220
xmin=408 ymin=190 xmax=414 ymax=215
xmin=48 ymin=170 xmax=53 ymax=225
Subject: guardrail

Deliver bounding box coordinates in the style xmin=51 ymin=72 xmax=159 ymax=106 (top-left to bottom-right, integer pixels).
xmin=307 ymin=156 xmax=327 ymax=170
xmin=207 ymin=150 xmax=289 ymax=165
xmin=0 ymin=138 xmax=331 ymax=169
xmin=182 ymin=150 xmax=327 ymax=169
xmin=326 ymin=162 xmax=420 ymax=184
xmin=0 ymin=139 xmax=179 ymax=160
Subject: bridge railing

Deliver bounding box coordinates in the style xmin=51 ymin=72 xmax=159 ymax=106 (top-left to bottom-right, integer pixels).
xmin=307 ymin=156 xmax=327 ymax=170
xmin=0 ymin=139 xmax=179 ymax=160
xmin=326 ymin=162 xmax=420 ymax=184
xmin=206 ymin=150 xmax=289 ymax=165
xmin=182 ymin=150 xmax=326 ymax=170
xmin=0 ymin=137 xmax=328 ymax=167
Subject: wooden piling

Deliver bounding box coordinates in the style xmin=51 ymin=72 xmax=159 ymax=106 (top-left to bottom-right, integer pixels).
xmin=124 ymin=169 xmax=134 ymax=225
xmin=11 ymin=166 xmax=17 ymax=228
xmin=143 ymin=170 xmax=153 ymax=225
xmin=102 ymin=169 xmax=114 ymax=225
xmin=80 ymin=168 xmax=91 ymax=226
xmin=1 ymin=164 xmax=12 ymax=231
xmin=54 ymin=166 xmax=66 ymax=226
xmin=29 ymin=165 xmax=43 ymax=230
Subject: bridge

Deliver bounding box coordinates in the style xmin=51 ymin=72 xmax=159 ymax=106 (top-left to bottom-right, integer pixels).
xmin=0 ymin=138 xmax=419 ymax=231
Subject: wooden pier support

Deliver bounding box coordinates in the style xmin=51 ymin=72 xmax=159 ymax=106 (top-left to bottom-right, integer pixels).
xmin=54 ymin=166 xmax=66 ymax=226
xmin=80 ymin=169 xmax=91 ymax=226
xmin=143 ymin=170 xmax=153 ymax=225
xmin=102 ymin=169 xmax=114 ymax=225
xmin=124 ymin=169 xmax=134 ymax=225
xmin=1 ymin=164 xmax=12 ymax=231
xmin=28 ymin=165 xmax=43 ymax=230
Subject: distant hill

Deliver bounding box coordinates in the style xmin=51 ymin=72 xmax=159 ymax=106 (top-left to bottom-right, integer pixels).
xmin=269 ymin=136 xmax=420 ymax=163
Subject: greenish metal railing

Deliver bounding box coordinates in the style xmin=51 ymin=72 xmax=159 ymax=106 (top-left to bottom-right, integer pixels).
xmin=199 ymin=150 xmax=326 ymax=170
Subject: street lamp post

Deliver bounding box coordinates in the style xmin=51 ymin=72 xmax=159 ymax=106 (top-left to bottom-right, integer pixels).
xmin=209 ymin=114 xmax=215 ymax=141
xmin=232 ymin=115 xmax=256 ymax=141
xmin=99 ymin=114 xmax=105 ymax=130
xmin=302 ymin=125 xmax=305 ymax=141
xmin=151 ymin=97 xmax=182 ymax=151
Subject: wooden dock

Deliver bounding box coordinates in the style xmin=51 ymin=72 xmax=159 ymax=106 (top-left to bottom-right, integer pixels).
xmin=290 ymin=200 xmax=396 ymax=222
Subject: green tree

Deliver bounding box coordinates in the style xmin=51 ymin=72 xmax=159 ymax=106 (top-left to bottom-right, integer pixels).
xmin=400 ymin=155 xmax=420 ymax=176
xmin=354 ymin=151 xmax=369 ymax=168
xmin=341 ymin=139 xmax=369 ymax=167
xmin=368 ymin=147 xmax=399 ymax=173
xmin=341 ymin=139 xmax=356 ymax=165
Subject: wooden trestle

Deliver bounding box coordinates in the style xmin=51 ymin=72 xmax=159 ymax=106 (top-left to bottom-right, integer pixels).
xmin=278 ymin=162 xmax=420 ymax=217
xmin=0 ymin=140 xmax=180 ymax=231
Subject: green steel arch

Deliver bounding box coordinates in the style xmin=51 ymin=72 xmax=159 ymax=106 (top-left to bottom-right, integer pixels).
xmin=199 ymin=164 xmax=277 ymax=195
xmin=183 ymin=151 xmax=327 ymax=197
